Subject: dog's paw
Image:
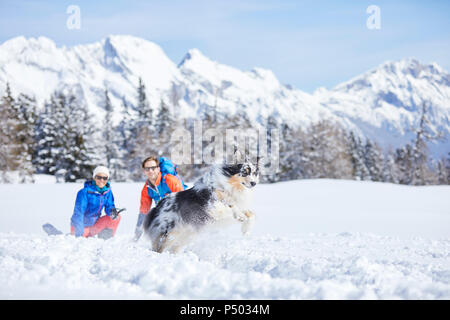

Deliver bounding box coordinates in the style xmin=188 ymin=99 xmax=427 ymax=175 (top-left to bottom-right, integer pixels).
xmin=233 ymin=210 xmax=247 ymax=222
xmin=241 ymin=220 xmax=254 ymax=236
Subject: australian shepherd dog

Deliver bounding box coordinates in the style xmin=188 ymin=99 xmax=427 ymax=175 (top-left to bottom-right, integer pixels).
xmin=143 ymin=157 xmax=260 ymax=253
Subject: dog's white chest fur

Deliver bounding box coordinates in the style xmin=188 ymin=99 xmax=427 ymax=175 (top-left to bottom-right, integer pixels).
xmin=209 ymin=188 xmax=253 ymax=224
xmin=209 ymin=200 xmax=234 ymax=222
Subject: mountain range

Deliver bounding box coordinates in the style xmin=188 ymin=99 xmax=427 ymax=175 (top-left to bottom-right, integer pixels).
xmin=0 ymin=35 xmax=448 ymax=158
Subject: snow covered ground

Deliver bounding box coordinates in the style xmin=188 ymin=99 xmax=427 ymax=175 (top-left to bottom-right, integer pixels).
xmin=0 ymin=178 xmax=449 ymax=299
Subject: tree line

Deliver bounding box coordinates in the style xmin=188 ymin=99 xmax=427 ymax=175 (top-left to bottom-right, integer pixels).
xmin=0 ymin=79 xmax=449 ymax=185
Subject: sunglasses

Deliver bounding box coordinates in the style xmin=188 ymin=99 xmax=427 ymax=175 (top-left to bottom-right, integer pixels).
xmin=95 ymin=175 xmax=108 ymax=181
xmin=144 ymin=166 xmax=159 ymax=172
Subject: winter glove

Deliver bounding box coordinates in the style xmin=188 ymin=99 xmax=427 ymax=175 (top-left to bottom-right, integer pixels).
xmin=110 ymin=208 xmax=126 ymax=220
xmin=134 ymin=213 xmax=146 ymax=241
xmin=134 ymin=227 xmax=143 ymax=242
xmin=136 ymin=213 xmax=145 ymax=227
xmin=110 ymin=208 xmax=119 ymax=220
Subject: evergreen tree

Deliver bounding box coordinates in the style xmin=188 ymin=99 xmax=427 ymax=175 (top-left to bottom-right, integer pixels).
xmin=447 ymin=153 xmax=450 ymax=185
xmin=0 ymin=85 xmax=37 ymax=182
xmin=304 ymin=120 xmax=352 ymax=179
xmin=57 ymin=91 xmax=97 ymax=182
xmin=66 ymin=100 xmax=98 ymax=182
xmin=155 ymin=98 xmax=172 ymax=137
xmin=331 ymin=126 xmax=354 ymax=180
xmin=115 ymin=96 xmax=136 ymax=181
xmin=411 ymin=102 xmax=441 ymax=185
xmin=263 ymin=114 xmax=281 ymax=183
xmin=202 ymin=104 xmax=216 ymax=127
xmin=34 ymin=96 xmax=59 ymax=175
xmin=277 ymin=123 xmax=307 ymax=181
xmin=151 ymin=98 xmax=176 ymax=161
xmin=102 ymin=88 xmax=121 ymax=179
xmin=169 ymin=82 xmax=183 ymax=108
xmin=437 ymin=156 xmax=449 ymax=185
xmin=232 ymin=109 xmax=258 ymax=165
xmin=364 ymin=139 xmax=384 ymax=182
xmin=348 ymin=131 xmax=370 ymax=181
xmin=0 ymin=83 xmax=17 ymax=182
xmin=130 ymin=125 xmax=159 ymax=181
xmin=14 ymin=93 xmax=38 ymax=182
xmin=382 ymin=148 xmax=398 ymax=183
xmin=446 ymin=153 xmax=450 ymax=185
xmin=35 ymin=90 xmax=96 ymax=182
xmin=137 ymin=77 xmax=152 ymax=127
xmin=128 ymin=77 xmax=156 ymax=180
xmin=395 ymin=144 xmax=414 ymax=185
xmin=213 ymin=80 xmax=232 ymax=123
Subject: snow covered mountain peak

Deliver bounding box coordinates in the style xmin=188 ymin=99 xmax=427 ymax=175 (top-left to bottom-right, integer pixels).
xmin=177 ymin=48 xmax=209 ymax=67
xmin=0 ymin=35 xmax=448 ymax=157
xmin=0 ymin=35 xmax=183 ymax=115
xmin=0 ymin=36 xmax=59 ymax=64
xmin=324 ymin=57 xmax=450 ymax=116
xmin=95 ymin=34 xmax=180 ymax=84
xmin=313 ymin=58 xmax=450 ymax=156
xmin=178 ymin=50 xmax=286 ymax=108
xmin=383 ymin=58 xmax=446 ymax=78
xmin=176 ymin=46 xmax=312 ymax=124
xmin=378 ymin=58 xmax=449 ymax=85
xmin=333 ymin=58 xmax=450 ymax=94
xmin=177 ymin=48 xmax=243 ymax=86
xmin=0 ymin=35 xmax=57 ymax=54
xmin=100 ymin=34 xmax=169 ymax=61
xmin=178 ymin=48 xmax=281 ymax=90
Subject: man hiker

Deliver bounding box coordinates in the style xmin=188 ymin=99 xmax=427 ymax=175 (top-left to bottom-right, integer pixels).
xmin=134 ymin=156 xmax=186 ymax=241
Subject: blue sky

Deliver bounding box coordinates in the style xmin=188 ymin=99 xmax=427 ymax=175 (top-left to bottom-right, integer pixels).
xmin=1 ymin=0 xmax=449 ymax=92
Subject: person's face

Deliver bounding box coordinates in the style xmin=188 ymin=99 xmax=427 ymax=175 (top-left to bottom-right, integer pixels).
xmin=94 ymin=174 xmax=108 ymax=189
xmin=143 ymin=160 xmax=160 ymax=182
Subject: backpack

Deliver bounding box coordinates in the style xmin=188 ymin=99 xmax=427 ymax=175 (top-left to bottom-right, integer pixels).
xmin=159 ymin=157 xmax=189 ymax=190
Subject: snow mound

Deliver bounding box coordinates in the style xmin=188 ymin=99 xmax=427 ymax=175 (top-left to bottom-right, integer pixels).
xmin=0 ymin=179 xmax=449 ymax=299
xmin=0 ymin=232 xmax=448 ymax=299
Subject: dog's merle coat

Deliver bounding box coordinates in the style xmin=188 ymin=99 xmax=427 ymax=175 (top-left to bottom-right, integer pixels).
xmin=143 ymin=159 xmax=260 ymax=253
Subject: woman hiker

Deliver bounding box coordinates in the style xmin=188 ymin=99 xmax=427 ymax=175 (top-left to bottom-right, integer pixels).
xmin=70 ymin=165 xmax=122 ymax=239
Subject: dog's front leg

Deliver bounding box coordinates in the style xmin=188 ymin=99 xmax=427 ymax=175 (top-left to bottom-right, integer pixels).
xmin=231 ymin=206 xmax=247 ymax=222
xmin=231 ymin=206 xmax=255 ymax=236
xmin=241 ymin=210 xmax=255 ymax=236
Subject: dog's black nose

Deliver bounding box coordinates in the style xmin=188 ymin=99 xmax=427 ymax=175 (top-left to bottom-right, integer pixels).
xmin=250 ymin=182 xmax=256 ymax=187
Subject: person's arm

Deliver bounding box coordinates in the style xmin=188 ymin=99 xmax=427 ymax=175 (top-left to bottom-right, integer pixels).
xmin=165 ymin=174 xmax=184 ymax=193
xmin=104 ymin=190 xmax=116 ymax=217
xmin=134 ymin=184 xmax=152 ymax=241
xmin=139 ymin=183 xmax=152 ymax=215
xmin=71 ymin=189 xmax=87 ymax=237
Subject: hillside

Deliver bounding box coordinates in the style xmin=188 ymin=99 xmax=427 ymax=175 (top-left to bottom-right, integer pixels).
xmin=1 ymin=35 xmax=449 ymax=157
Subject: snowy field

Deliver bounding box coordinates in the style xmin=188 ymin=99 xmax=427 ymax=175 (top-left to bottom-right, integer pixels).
xmin=0 ymin=177 xmax=449 ymax=299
